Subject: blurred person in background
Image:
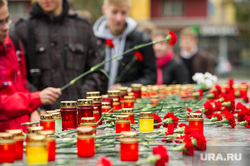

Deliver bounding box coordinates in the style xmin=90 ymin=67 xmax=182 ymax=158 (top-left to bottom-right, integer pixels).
xmin=152 ymin=29 xmax=189 ymax=85
xmin=0 ymin=0 xmax=61 ymax=132
xmin=177 ymin=27 xmax=213 ymax=83
xmin=14 ymin=0 xmax=102 ymax=110
xmin=93 ymin=0 xmax=156 ymax=92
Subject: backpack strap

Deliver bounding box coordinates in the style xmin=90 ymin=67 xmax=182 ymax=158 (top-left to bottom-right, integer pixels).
xmin=25 ymin=18 xmax=41 ymax=88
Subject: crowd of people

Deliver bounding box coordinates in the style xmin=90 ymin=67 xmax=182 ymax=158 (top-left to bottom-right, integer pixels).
xmin=0 ymin=0 xmax=213 ymax=132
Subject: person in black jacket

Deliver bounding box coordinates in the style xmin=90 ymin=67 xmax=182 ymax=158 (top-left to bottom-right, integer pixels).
xmin=93 ymin=0 xmax=156 ymax=92
xmin=151 ymin=29 xmax=189 ymax=85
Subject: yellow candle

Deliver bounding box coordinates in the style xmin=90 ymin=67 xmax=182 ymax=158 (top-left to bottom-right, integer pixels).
xmin=139 ymin=112 xmax=154 ymax=132
xmin=26 ymin=135 xmax=48 ymax=165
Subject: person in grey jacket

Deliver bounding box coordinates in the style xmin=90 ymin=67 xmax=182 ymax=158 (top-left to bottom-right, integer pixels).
xmin=93 ymin=0 xmax=156 ymax=92
xmin=15 ymin=0 xmax=102 ymax=109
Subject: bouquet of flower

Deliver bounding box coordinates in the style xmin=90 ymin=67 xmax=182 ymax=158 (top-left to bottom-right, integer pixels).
xmin=192 ymin=72 xmax=218 ymax=90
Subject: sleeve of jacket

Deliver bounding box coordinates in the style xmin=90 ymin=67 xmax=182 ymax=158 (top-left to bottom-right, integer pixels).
xmin=81 ymin=24 xmax=103 ymax=97
xmin=0 ymin=91 xmax=42 ymax=119
xmin=121 ymin=32 xmax=157 ymax=86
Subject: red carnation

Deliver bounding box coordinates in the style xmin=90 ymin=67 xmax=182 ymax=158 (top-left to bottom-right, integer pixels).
xmin=196 ymin=110 xmax=202 ymax=113
xmin=203 ymin=101 xmax=214 ymax=119
xmin=163 ymin=112 xmax=179 ymax=128
xmin=183 ymin=135 xmax=195 ymax=156
xmin=245 ymin=115 xmax=250 ymax=128
xmin=186 ymin=107 xmax=192 ymax=113
xmin=105 ymin=39 xmax=114 ymax=48
xmin=96 ymin=156 xmax=113 ymax=166
xmin=152 ymin=145 xmax=169 ymax=166
xmin=184 ymin=125 xmax=191 ymax=135
xmin=215 ymin=84 xmax=222 ymax=94
xmin=212 ymin=113 xmax=222 ymax=121
xmin=223 ymin=111 xmax=236 ymax=128
xmin=213 ymin=101 xmax=222 ymax=111
xmin=153 ymin=113 xmax=162 ymax=128
xmin=166 ymin=123 xmax=174 ymax=135
xmin=134 ymin=51 xmax=143 ymax=62
xmin=168 ymin=31 xmax=178 ymax=46
xmin=175 ymin=135 xmax=184 ymax=143
xmin=191 ymin=131 xmax=207 ymax=151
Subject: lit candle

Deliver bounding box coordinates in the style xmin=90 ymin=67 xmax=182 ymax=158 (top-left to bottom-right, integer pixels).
xmin=77 ymin=127 xmax=95 ymax=157
xmin=101 ymin=102 xmax=112 ymax=113
xmin=39 ymin=130 xmax=56 ymax=161
xmin=131 ymin=84 xmax=142 ymax=99
xmin=108 ymin=90 xmax=121 ymax=103
xmin=51 ymin=112 xmax=62 ymax=133
xmin=115 ymin=115 xmax=131 ymax=133
xmin=87 ymin=96 xmax=102 ymax=125
xmin=141 ymin=86 xmax=148 ymax=98
xmin=26 ymin=135 xmax=48 ymax=165
xmin=80 ymin=117 xmax=97 ymax=135
xmin=60 ymin=101 xmax=77 ymax=131
xmin=123 ymin=96 xmax=134 ymax=108
xmin=86 ymin=91 xmax=100 ymax=98
xmin=93 ymin=107 xmax=101 ymax=125
xmin=102 ymin=95 xmax=113 ymax=108
xmin=26 ymin=126 xmax=44 ymax=147
xmin=40 ymin=114 xmax=55 ymax=132
xmin=189 ymin=113 xmax=204 ymax=134
xmin=77 ymin=99 xmax=94 ymax=126
xmin=119 ymin=87 xmax=128 ymax=108
xmin=120 ymin=131 xmax=138 ymax=161
xmin=139 ymin=112 xmax=154 ymax=132
xmin=149 ymin=95 xmax=160 ymax=105
xmin=121 ymin=108 xmax=135 ymax=124
xmin=113 ymin=98 xmax=120 ymax=111
xmin=6 ymin=129 xmax=24 ymax=160
xmin=0 ymin=133 xmax=15 ymax=163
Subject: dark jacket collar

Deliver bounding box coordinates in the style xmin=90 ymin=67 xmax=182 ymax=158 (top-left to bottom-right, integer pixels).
xmin=29 ymin=0 xmax=69 ymax=23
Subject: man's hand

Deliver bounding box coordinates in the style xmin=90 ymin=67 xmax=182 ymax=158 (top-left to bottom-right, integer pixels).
xmin=108 ymin=83 xmax=122 ymax=90
xmin=30 ymin=110 xmax=40 ymax=126
xmin=40 ymin=87 xmax=61 ymax=105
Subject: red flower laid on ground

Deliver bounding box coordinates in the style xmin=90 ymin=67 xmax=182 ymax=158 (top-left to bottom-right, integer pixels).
xmin=175 ymin=134 xmax=184 ymax=143
xmin=182 ymin=135 xmax=195 ymax=156
xmin=223 ymin=111 xmax=236 ymax=128
xmin=203 ymin=101 xmax=214 ymax=119
xmin=134 ymin=51 xmax=143 ymax=62
xmin=163 ymin=112 xmax=179 ymax=128
xmin=152 ymin=145 xmax=169 ymax=166
xmin=212 ymin=113 xmax=223 ymax=121
xmin=215 ymin=84 xmax=222 ymax=95
xmin=105 ymin=39 xmax=114 ymax=48
xmin=245 ymin=115 xmax=250 ymax=128
xmin=193 ymin=89 xmax=203 ymax=99
xmin=186 ymin=107 xmax=192 ymax=113
xmin=153 ymin=113 xmax=162 ymax=128
xmin=213 ymin=101 xmax=222 ymax=111
xmin=195 ymin=110 xmax=202 ymax=113
xmin=96 ymin=156 xmax=113 ymax=166
xmin=166 ymin=123 xmax=174 ymax=135
xmin=168 ymin=31 xmax=178 ymax=46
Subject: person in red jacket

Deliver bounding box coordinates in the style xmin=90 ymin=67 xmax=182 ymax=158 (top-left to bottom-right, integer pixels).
xmin=0 ymin=0 xmax=61 ymax=132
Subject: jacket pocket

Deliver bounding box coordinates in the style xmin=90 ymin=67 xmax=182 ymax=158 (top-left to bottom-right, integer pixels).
xmin=66 ymin=43 xmax=85 ymax=71
xmin=36 ymin=44 xmax=50 ymax=69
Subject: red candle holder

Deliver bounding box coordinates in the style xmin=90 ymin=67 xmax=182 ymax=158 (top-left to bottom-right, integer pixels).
xmin=121 ymin=108 xmax=135 ymax=124
xmin=77 ymin=127 xmax=95 ymax=157
xmin=6 ymin=129 xmax=24 ymax=160
xmin=131 ymin=84 xmax=142 ymax=99
xmin=108 ymin=90 xmax=121 ymax=103
xmin=102 ymin=95 xmax=113 ymax=108
xmin=93 ymin=107 xmax=101 ymax=125
xmin=40 ymin=114 xmax=55 ymax=132
xmin=77 ymin=99 xmax=94 ymax=126
xmin=60 ymin=101 xmax=77 ymax=131
xmin=124 ymin=96 xmax=134 ymax=108
xmin=86 ymin=91 xmax=100 ymax=98
xmin=149 ymin=95 xmax=160 ymax=105
xmin=102 ymin=102 xmax=112 ymax=113
xmin=87 ymin=96 xmax=102 ymax=125
xmin=120 ymin=131 xmax=139 ymax=161
xmin=115 ymin=115 xmax=131 ymax=133
xmin=113 ymin=98 xmax=120 ymax=111
xmin=39 ymin=130 xmax=56 ymax=161
xmin=0 ymin=133 xmax=15 ymax=163
xmin=119 ymin=87 xmax=128 ymax=108
xmin=80 ymin=117 xmax=97 ymax=135
xmin=189 ymin=113 xmax=204 ymax=134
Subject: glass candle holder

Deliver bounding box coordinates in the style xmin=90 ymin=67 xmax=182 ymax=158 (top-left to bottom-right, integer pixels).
xmin=6 ymin=129 xmax=24 ymax=160
xmin=87 ymin=96 xmax=102 ymax=125
xmin=102 ymin=95 xmax=113 ymax=108
xmin=40 ymin=114 xmax=55 ymax=132
xmin=0 ymin=132 xmax=15 ymax=163
xmin=131 ymin=84 xmax=142 ymax=99
xmin=189 ymin=113 xmax=204 ymax=134
xmin=108 ymin=90 xmax=121 ymax=103
xmin=123 ymin=96 xmax=134 ymax=108
xmin=120 ymin=131 xmax=139 ymax=161
xmin=115 ymin=115 xmax=131 ymax=133
xmin=77 ymin=127 xmax=95 ymax=157
xmin=51 ymin=112 xmax=62 ymax=133
xmin=121 ymin=108 xmax=135 ymax=124
xmin=113 ymin=98 xmax=120 ymax=111
xmin=119 ymin=87 xmax=128 ymax=108
xmin=102 ymin=102 xmax=112 ymax=113
xmin=26 ymin=135 xmax=48 ymax=165
xmin=93 ymin=107 xmax=101 ymax=125
xmin=80 ymin=117 xmax=97 ymax=135
xmin=26 ymin=126 xmax=44 ymax=145
xmin=86 ymin=91 xmax=100 ymax=98
xmin=39 ymin=130 xmax=56 ymax=161
xmin=139 ymin=112 xmax=154 ymax=132
xmin=60 ymin=101 xmax=77 ymax=131
xmin=149 ymin=95 xmax=160 ymax=105
xmin=77 ymin=99 xmax=94 ymax=126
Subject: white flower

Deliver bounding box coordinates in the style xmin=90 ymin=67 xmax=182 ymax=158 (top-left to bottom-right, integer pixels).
xmin=192 ymin=72 xmax=218 ymax=89
xmin=192 ymin=73 xmax=204 ymax=83
xmin=205 ymin=79 xmax=214 ymax=88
